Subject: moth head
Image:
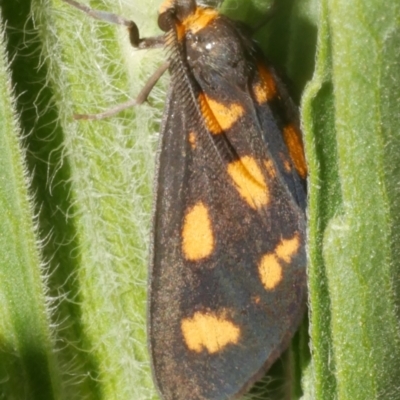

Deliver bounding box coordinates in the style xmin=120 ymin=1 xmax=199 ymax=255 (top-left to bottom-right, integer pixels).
xmin=158 ymin=0 xmax=197 ymax=32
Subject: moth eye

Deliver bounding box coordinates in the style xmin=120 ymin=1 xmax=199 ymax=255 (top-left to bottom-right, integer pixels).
xmin=158 ymin=10 xmax=172 ymax=32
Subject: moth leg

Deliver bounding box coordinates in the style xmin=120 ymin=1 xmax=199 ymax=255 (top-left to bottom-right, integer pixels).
xmin=61 ymin=0 xmax=168 ymax=119
xmin=74 ymin=62 xmax=170 ymax=120
xmin=61 ymin=0 xmax=165 ymax=49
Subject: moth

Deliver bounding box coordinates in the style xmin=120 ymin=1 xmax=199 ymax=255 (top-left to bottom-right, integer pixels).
xmin=62 ymin=0 xmax=307 ymax=399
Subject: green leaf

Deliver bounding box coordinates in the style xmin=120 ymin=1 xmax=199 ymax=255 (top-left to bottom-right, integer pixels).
xmin=302 ymin=0 xmax=400 ymax=399
xmin=0 ymin=13 xmax=62 ymax=400
xmin=2 ymin=0 xmax=162 ymax=398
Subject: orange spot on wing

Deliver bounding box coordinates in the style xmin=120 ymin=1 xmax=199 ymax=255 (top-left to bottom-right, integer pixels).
xmin=182 ymin=202 xmax=214 ymax=261
xmin=253 ymin=63 xmax=277 ymax=105
xmin=276 ymin=233 xmax=300 ymax=262
xmin=181 ymin=311 xmax=241 ymax=353
xmin=264 ymin=159 xmax=277 ymax=178
xmin=227 ymin=156 xmax=269 ymax=209
xmin=279 ymin=152 xmax=292 ymax=173
xmin=258 ymin=254 xmax=283 ymax=290
xmin=258 ymin=233 xmax=301 ymax=290
xmin=188 ymin=131 xmax=196 ymax=148
xmin=198 ymin=93 xmax=244 ymax=134
xmin=282 ymin=125 xmax=307 ymax=179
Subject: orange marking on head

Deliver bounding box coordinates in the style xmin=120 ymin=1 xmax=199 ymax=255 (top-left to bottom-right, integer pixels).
xmin=175 ymin=23 xmax=186 ymax=41
xmin=198 ymin=93 xmax=244 ymax=134
xmin=253 ymin=63 xmax=277 ymax=105
xmin=188 ymin=131 xmax=196 ymax=148
xmin=264 ymin=159 xmax=277 ymax=178
xmin=276 ymin=233 xmax=301 ymax=263
xmin=227 ymin=156 xmax=269 ymax=209
xmin=258 ymin=254 xmax=283 ymax=290
xmin=182 ymin=7 xmax=219 ymax=34
xmin=162 ymin=19 xmax=186 ymax=43
xmin=159 ymin=3 xmax=216 ymax=41
xmin=182 ymin=202 xmax=214 ymax=261
xmin=181 ymin=311 xmax=240 ymax=353
xmin=282 ymin=125 xmax=307 ymax=179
